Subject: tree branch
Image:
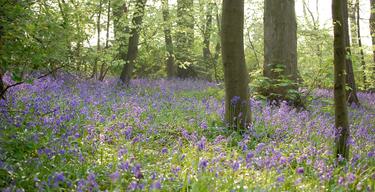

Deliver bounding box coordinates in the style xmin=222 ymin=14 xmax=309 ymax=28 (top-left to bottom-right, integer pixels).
xmin=0 ymin=66 xmax=64 ymax=99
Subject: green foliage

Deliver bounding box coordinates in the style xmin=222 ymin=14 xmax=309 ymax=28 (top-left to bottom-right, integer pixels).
xmin=0 ymin=0 xmax=91 ymax=81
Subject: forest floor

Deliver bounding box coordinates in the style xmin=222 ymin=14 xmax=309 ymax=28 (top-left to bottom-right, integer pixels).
xmin=0 ymin=75 xmax=374 ymax=191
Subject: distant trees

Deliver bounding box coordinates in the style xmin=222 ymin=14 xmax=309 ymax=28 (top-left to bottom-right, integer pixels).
xmin=221 ymin=0 xmax=251 ymax=130
xmin=263 ymin=0 xmax=300 ymax=105
xmin=120 ymin=0 xmax=147 ymax=85
xmin=332 ymin=0 xmax=350 ymax=160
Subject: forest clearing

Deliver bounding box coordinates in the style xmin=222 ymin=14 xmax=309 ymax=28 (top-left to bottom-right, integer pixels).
xmin=1 ymin=0 xmax=375 ymax=191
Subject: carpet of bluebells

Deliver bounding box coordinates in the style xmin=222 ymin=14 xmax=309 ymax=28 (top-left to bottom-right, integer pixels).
xmin=0 ymin=74 xmax=374 ymax=191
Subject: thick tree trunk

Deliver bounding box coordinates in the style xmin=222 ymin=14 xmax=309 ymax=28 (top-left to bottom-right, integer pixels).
xmin=332 ymin=0 xmax=350 ymax=160
xmin=162 ymin=0 xmax=176 ymax=79
xmin=120 ymin=0 xmax=147 ymax=85
xmin=176 ymin=0 xmax=195 ymax=78
xmin=113 ymin=1 xmax=129 ymax=68
xmin=221 ymin=0 xmax=251 ymax=130
xmin=342 ymin=1 xmax=360 ymax=105
xmin=263 ymin=0 xmax=299 ymax=105
xmin=92 ymin=0 xmax=103 ymax=79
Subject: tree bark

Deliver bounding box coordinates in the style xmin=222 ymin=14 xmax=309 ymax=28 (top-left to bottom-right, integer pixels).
xmin=343 ymin=0 xmax=360 ymax=105
xmin=371 ymin=0 xmax=375 ymax=91
xmin=99 ymin=0 xmax=111 ymax=81
xmin=176 ymin=0 xmax=195 ymax=78
xmin=221 ymin=0 xmax=251 ymax=130
xmin=202 ymin=2 xmax=213 ymax=79
xmin=91 ymin=0 xmax=103 ymax=79
xmin=371 ymin=0 xmax=375 ymax=67
xmin=0 ymin=21 xmax=4 ymax=98
xmin=113 ymin=0 xmax=129 ymax=67
xmin=162 ymin=0 xmax=176 ymax=79
xmin=119 ymin=0 xmax=147 ymax=85
xmin=356 ymin=0 xmax=367 ymax=90
xmin=213 ymin=9 xmax=221 ymax=84
xmin=263 ymin=0 xmax=299 ymax=104
xmin=348 ymin=0 xmax=358 ymax=46
xmin=0 ymin=69 xmax=4 ymax=99
xmin=332 ymin=0 xmax=350 ymax=160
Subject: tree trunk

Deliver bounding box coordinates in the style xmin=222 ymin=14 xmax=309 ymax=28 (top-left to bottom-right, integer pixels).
xmin=221 ymin=0 xmax=251 ymax=130
xmin=176 ymin=0 xmax=195 ymax=78
xmin=113 ymin=1 xmax=130 ymax=69
xmin=343 ymin=0 xmax=360 ymax=105
xmin=0 ymin=21 xmax=4 ymax=98
xmin=119 ymin=0 xmax=147 ymax=85
xmin=212 ymin=5 xmax=221 ymax=83
xmin=356 ymin=0 xmax=367 ymax=90
xmin=203 ymin=3 xmax=213 ymax=79
xmin=371 ymin=0 xmax=375 ymax=67
xmin=92 ymin=0 xmax=103 ymax=79
xmin=371 ymin=0 xmax=375 ymax=91
xmin=263 ymin=0 xmax=299 ymax=105
xmin=162 ymin=0 xmax=176 ymax=79
xmin=348 ymin=0 xmax=358 ymax=46
xmin=332 ymin=0 xmax=350 ymax=160
xmin=0 ymin=70 xmax=4 ymax=99
xmin=99 ymin=0 xmax=111 ymax=81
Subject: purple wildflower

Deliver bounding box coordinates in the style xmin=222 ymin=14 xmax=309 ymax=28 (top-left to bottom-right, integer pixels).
xmin=150 ymin=180 xmax=161 ymax=190
xmin=197 ymin=136 xmax=206 ymax=151
xmin=296 ymin=167 xmax=304 ymax=174
xmin=109 ymin=171 xmax=120 ymax=182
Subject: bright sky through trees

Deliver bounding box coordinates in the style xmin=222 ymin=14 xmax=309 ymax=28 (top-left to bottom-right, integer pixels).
xmin=89 ymin=0 xmax=372 ymax=48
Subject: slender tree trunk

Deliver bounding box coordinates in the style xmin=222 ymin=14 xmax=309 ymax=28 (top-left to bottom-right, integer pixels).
xmin=92 ymin=0 xmax=103 ymax=79
xmin=221 ymin=0 xmax=251 ymax=130
xmin=0 ymin=22 xmax=4 ymax=98
xmin=370 ymin=0 xmax=375 ymax=90
xmin=0 ymin=70 xmax=4 ymax=99
xmin=356 ymin=0 xmax=367 ymax=89
xmin=212 ymin=6 xmax=221 ymax=83
xmin=71 ymin=0 xmax=83 ymax=72
xmin=343 ymin=1 xmax=360 ymax=105
xmin=99 ymin=0 xmax=111 ymax=81
xmin=176 ymin=0 xmax=195 ymax=78
xmin=247 ymin=31 xmax=260 ymax=68
xmin=203 ymin=3 xmax=213 ymax=79
xmin=332 ymin=0 xmax=350 ymax=160
xmin=263 ymin=0 xmax=300 ymax=105
xmin=349 ymin=0 xmax=358 ymax=46
xmin=371 ymin=0 xmax=375 ymax=65
xmin=162 ymin=0 xmax=176 ymax=79
xmin=119 ymin=0 xmax=147 ymax=85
